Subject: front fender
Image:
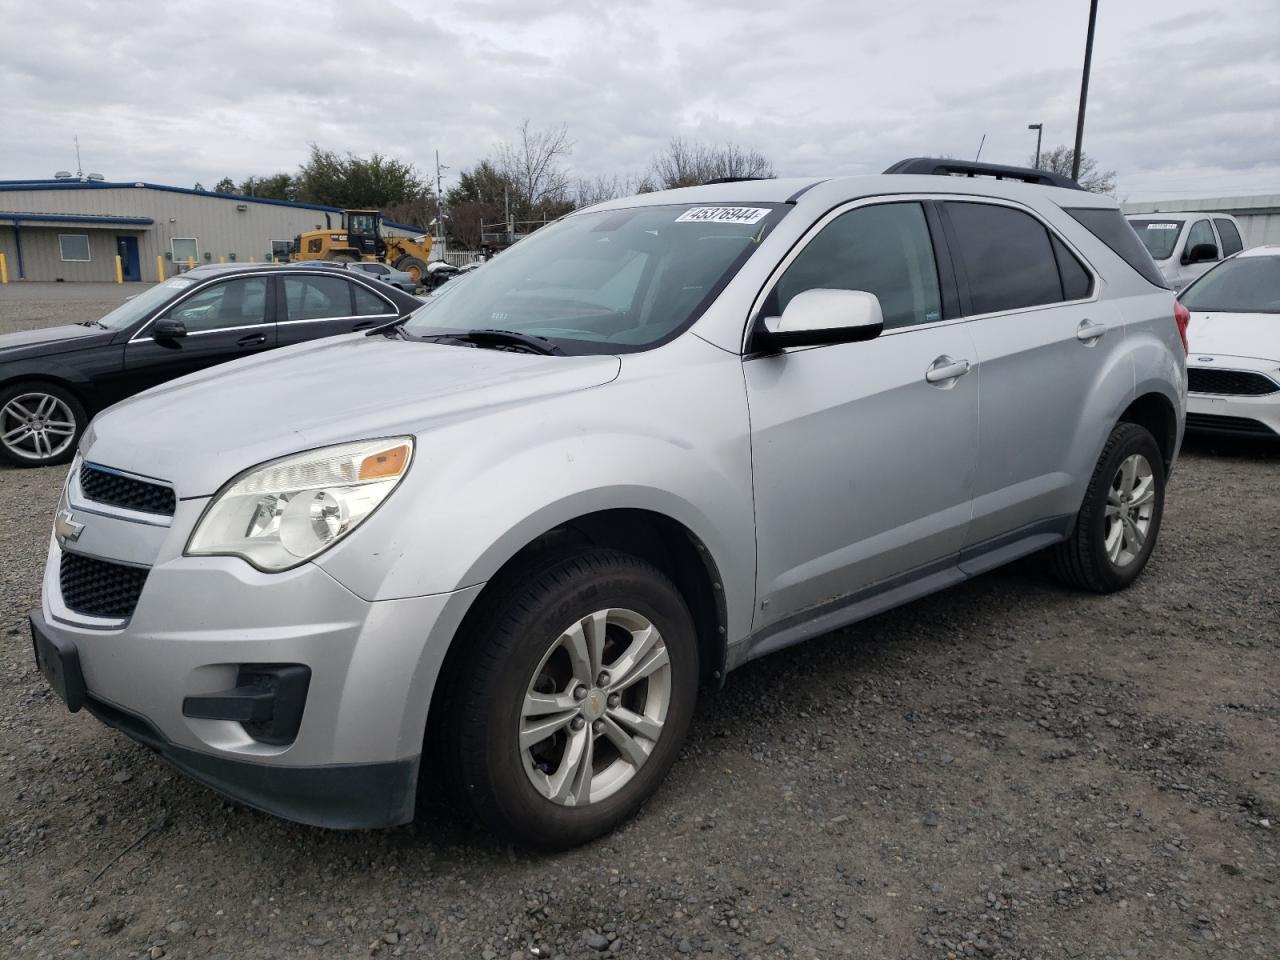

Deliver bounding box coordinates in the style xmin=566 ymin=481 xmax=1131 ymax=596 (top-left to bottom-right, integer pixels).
xmin=313 ymin=336 xmax=758 ymax=643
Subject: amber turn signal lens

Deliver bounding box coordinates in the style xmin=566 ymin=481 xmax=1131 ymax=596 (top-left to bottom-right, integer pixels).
xmin=358 ymin=443 xmax=410 ymax=481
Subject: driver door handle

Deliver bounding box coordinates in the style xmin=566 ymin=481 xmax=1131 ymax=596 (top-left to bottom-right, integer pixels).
xmin=237 ymin=333 xmax=267 ymax=347
xmin=925 ymin=356 xmax=971 ymax=384
xmin=1076 ymin=319 xmax=1107 ymax=343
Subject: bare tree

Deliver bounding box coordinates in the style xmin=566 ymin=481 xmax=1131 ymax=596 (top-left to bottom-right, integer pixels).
xmin=572 ymin=172 xmax=658 ymax=208
xmin=496 ymin=120 xmax=574 ymax=213
xmin=650 ymin=137 xmax=775 ymax=189
xmin=1032 ymin=144 xmax=1116 ymax=195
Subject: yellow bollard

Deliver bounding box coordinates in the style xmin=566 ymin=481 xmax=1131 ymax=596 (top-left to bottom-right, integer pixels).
xmin=114 ymin=255 xmax=123 ymax=284
xmin=187 ymin=256 xmax=195 ymax=271
xmin=249 ymin=255 xmax=255 ymax=263
xmin=156 ymin=255 xmax=165 ymax=281
xmin=219 ymin=255 xmax=225 ymax=263
xmin=0 ymin=252 xmax=7 ymax=284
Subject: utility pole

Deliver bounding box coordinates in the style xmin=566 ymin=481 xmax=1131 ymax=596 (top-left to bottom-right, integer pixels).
xmin=74 ymin=135 xmax=83 ymax=178
xmin=434 ymin=150 xmax=448 ymax=255
xmin=1028 ymin=123 xmax=1044 ymax=168
xmin=1072 ymin=0 xmax=1099 ymax=182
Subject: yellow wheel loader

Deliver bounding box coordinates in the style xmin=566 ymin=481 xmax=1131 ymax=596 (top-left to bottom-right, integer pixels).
xmin=289 ymin=209 xmax=433 ymax=284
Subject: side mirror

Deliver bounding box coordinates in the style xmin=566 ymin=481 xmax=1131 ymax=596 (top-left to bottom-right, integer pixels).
xmin=152 ymin=317 xmax=187 ymax=340
xmin=753 ymin=289 xmax=885 ymax=352
xmin=1184 ymin=242 xmax=1218 ymax=264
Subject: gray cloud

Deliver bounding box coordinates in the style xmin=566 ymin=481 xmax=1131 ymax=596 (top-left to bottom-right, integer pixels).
xmin=1 ymin=0 xmax=1276 ymax=202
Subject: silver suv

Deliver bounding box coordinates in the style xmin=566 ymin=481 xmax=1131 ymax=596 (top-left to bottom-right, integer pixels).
xmin=31 ymin=159 xmax=1186 ymax=848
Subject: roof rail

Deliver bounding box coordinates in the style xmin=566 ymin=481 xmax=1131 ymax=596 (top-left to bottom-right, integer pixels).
xmin=703 ymin=176 xmax=772 ymax=185
xmin=883 ymin=157 xmax=1084 ymax=191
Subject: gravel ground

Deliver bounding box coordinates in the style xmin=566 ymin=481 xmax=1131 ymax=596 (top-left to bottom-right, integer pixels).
xmin=0 ymin=282 xmax=133 ymax=333
xmin=1 ymin=288 xmax=1277 ymax=959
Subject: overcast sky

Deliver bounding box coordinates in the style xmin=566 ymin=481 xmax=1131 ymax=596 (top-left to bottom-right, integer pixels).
xmin=2 ymin=0 xmax=1277 ymax=202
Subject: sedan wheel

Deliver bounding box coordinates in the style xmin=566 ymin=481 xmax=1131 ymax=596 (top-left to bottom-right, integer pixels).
xmin=0 ymin=388 xmax=82 ymax=466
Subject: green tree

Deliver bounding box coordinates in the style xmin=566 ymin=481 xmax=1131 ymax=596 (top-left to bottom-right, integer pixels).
xmin=238 ymin=173 xmax=296 ymax=201
xmin=213 ymin=176 xmax=236 ymax=194
xmin=294 ymin=145 xmax=431 ymax=210
xmin=1032 ymin=145 xmax=1116 ymax=195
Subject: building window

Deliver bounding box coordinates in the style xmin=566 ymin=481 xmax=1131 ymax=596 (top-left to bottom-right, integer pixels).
xmin=59 ymin=234 xmax=91 ymax=262
xmin=171 ymin=237 xmax=199 ymax=267
xmin=271 ymin=239 xmax=292 ymax=262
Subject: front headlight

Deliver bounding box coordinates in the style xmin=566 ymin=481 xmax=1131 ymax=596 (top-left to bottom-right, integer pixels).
xmin=187 ymin=437 xmax=413 ymax=572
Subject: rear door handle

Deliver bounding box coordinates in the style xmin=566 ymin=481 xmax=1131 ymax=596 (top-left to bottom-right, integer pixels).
xmin=237 ymin=333 xmax=267 ymax=347
xmin=1076 ymin=319 xmax=1106 ymax=343
xmin=925 ymin=355 xmax=971 ymax=384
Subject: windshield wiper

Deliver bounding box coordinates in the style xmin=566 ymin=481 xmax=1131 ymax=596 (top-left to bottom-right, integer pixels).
xmin=453 ymin=329 xmax=566 ymax=356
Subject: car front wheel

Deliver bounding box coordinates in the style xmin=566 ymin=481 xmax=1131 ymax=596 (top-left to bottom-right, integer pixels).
xmin=442 ymin=549 xmax=698 ymax=849
xmin=0 ymin=382 xmax=85 ymax=467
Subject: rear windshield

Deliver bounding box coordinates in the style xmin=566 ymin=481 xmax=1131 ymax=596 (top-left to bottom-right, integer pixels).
xmin=1128 ymin=219 xmax=1184 ymax=261
xmin=1065 ymin=208 xmax=1168 ymax=289
xmin=1179 ymin=258 xmax=1280 ymax=314
xmin=402 ymin=203 xmax=785 ymax=354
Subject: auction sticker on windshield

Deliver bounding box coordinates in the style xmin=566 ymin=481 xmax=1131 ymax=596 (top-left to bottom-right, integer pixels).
xmin=675 ymin=207 xmax=771 ymax=225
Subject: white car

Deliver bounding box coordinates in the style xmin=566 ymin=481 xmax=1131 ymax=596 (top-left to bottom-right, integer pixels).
xmin=1179 ymin=245 xmax=1280 ymax=439
xmin=1127 ymin=211 xmax=1246 ymax=290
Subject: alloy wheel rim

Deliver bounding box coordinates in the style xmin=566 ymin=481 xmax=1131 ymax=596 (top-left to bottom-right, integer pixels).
xmin=1105 ymin=453 xmax=1155 ymax=568
xmin=520 ymin=607 xmax=671 ymax=807
xmin=0 ymin=393 xmax=76 ymax=462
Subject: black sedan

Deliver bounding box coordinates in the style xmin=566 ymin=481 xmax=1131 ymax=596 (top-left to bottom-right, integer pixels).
xmin=0 ymin=264 xmax=421 ymax=466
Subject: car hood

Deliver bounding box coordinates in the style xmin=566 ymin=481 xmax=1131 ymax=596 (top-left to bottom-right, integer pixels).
xmin=0 ymin=324 xmax=115 ymax=361
xmin=86 ymin=333 xmax=622 ymax=496
xmin=1186 ymin=312 xmax=1280 ymax=362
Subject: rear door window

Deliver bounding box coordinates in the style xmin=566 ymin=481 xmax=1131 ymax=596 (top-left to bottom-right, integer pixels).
xmin=1213 ymin=218 xmax=1244 ymax=257
xmin=943 ymin=202 xmax=1064 ymax=314
xmin=282 ymin=274 xmax=354 ymax=320
xmin=765 ymin=201 xmax=942 ymax=331
xmin=353 ymin=283 xmax=395 ymax=316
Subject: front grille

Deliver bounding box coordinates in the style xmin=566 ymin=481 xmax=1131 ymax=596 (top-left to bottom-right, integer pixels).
xmin=59 ymin=552 xmax=149 ymax=620
xmin=80 ymin=464 xmax=176 ymax=516
xmin=1187 ymin=368 xmax=1279 ymax=396
xmin=1185 ymin=413 xmax=1278 ymax=437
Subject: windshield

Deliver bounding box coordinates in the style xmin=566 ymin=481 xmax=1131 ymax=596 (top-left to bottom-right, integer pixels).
xmin=1179 ymin=258 xmax=1280 ymax=314
xmin=94 ymin=277 xmax=198 ymax=331
xmin=1129 ymin=219 xmax=1184 ymax=261
xmin=401 ymin=203 xmax=783 ymax=354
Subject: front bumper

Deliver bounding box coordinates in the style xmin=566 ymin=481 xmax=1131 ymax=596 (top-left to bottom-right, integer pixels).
xmin=1185 ymin=358 xmax=1280 ymax=439
xmin=33 ymin=607 xmax=419 ymax=828
xmin=36 ymin=468 xmax=483 ymax=828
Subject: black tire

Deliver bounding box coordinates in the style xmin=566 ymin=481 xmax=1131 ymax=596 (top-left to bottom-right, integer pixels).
xmin=440 ymin=549 xmax=698 ymax=849
xmin=1049 ymin=422 xmax=1166 ymax=593
xmin=394 ymin=256 xmax=428 ymax=285
xmin=0 ymin=381 xmax=86 ymax=468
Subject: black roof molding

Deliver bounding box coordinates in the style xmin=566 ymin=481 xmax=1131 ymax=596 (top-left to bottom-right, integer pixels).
xmin=703 ymin=176 xmax=773 ymax=185
xmin=883 ymin=157 xmax=1084 ymax=191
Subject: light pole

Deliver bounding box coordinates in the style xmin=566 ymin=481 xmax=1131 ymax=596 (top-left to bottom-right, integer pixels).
xmin=1028 ymin=123 xmax=1043 ymax=168
xmin=1072 ymin=0 xmax=1099 ymax=182
xmin=434 ymin=150 xmax=449 ymax=254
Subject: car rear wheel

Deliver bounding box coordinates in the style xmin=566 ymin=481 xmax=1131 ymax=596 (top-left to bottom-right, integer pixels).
xmin=1049 ymin=422 xmax=1166 ymax=593
xmin=441 ymin=549 xmax=698 ymax=849
xmin=0 ymin=382 xmax=85 ymax=467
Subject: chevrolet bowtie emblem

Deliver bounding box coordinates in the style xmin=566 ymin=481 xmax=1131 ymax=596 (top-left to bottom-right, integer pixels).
xmin=54 ymin=509 xmax=84 ymax=545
